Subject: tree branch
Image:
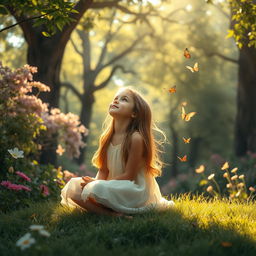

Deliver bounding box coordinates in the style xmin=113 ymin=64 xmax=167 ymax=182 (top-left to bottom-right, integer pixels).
xmin=99 ymin=33 xmax=149 ymax=71
xmin=94 ymin=64 xmax=136 ymax=91
xmin=70 ymin=37 xmax=83 ymax=56
xmin=61 ymin=81 xmax=82 ymax=100
xmin=207 ymin=52 xmax=238 ymax=63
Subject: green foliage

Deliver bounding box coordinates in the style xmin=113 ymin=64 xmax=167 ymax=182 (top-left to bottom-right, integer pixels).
xmin=0 ymin=161 xmax=66 ymax=213
xmin=0 ymin=195 xmax=256 ymax=255
xmin=1 ymin=0 xmax=78 ymax=36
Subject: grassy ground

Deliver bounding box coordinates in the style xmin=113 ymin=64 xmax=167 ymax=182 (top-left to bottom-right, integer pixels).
xmin=1 ymin=194 xmax=256 ymax=256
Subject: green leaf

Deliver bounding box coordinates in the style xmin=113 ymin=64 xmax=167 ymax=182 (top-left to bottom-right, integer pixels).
xmin=0 ymin=5 xmax=9 ymax=15
xmin=42 ymin=31 xmax=51 ymax=37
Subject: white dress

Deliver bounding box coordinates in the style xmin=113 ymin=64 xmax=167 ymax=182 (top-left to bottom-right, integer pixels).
xmin=60 ymin=143 xmax=175 ymax=214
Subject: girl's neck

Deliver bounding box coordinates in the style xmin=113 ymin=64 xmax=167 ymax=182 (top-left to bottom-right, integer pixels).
xmin=113 ymin=118 xmax=131 ymax=135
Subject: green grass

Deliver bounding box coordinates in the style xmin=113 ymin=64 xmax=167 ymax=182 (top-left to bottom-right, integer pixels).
xmin=1 ymin=194 xmax=256 ymax=256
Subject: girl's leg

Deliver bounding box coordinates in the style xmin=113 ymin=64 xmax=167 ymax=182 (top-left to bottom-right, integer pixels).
xmin=71 ymin=197 xmax=124 ymax=217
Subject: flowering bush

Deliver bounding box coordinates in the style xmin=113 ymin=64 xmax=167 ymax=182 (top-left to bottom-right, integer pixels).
xmin=0 ymin=147 xmax=79 ymax=212
xmin=0 ymin=62 xmax=88 ymax=178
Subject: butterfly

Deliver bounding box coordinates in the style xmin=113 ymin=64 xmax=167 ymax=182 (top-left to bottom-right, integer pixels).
xmin=186 ymin=62 xmax=199 ymax=72
xmin=181 ymin=106 xmax=197 ymax=121
xmin=168 ymin=86 xmax=176 ymax=94
xmin=183 ymin=137 xmax=191 ymax=144
xmin=163 ymin=86 xmax=177 ymax=94
xmin=184 ymin=48 xmax=191 ymax=59
xmin=177 ymin=155 xmax=187 ymax=162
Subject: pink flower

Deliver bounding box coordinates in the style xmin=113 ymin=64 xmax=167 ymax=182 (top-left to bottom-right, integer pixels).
xmin=0 ymin=180 xmax=12 ymax=188
xmin=40 ymin=184 xmax=49 ymax=196
xmin=8 ymin=183 xmax=31 ymax=191
xmin=15 ymin=171 xmax=31 ymax=182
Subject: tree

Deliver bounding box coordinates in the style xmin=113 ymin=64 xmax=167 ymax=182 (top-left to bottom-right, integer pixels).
xmin=1 ymin=0 xmax=164 ymax=165
xmin=207 ymin=0 xmax=256 ymax=156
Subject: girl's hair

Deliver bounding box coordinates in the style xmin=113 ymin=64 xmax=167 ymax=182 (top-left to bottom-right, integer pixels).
xmin=91 ymin=86 xmax=167 ymax=177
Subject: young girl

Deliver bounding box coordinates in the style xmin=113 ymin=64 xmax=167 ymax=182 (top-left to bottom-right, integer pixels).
xmin=60 ymin=87 xmax=175 ymax=217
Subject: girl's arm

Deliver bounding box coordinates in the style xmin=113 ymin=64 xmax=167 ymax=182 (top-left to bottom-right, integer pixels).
xmin=96 ymin=167 xmax=109 ymax=180
xmin=109 ymin=132 xmax=144 ymax=181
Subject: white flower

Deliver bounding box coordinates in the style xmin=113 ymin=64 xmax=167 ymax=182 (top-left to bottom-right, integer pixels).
xmin=208 ymin=174 xmax=215 ymax=180
xmin=8 ymin=147 xmax=24 ymax=159
xmin=39 ymin=229 xmax=51 ymax=237
xmin=29 ymin=225 xmax=44 ymax=231
xmin=16 ymin=233 xmax=36 ymax=250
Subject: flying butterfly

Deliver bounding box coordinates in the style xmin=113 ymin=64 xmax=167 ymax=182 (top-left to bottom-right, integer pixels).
xmin=181 ymin=106 xmax=197 ymax=121
xmin=184 ymin=48 xmax=191 ymax=59
xmin=163 ymin=86 xmax=177 ymax=94
xmin=186 ymin=62 xmax=199 ymax=73
xmin=177 ymin=155 xmax=187 ymax=162
xmin=183 ymin=137 xmax=191 ymax=144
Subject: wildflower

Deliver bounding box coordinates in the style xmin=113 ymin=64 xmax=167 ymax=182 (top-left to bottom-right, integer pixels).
xmin=231 ymin=175 xmax=238 ymax=181
xmin=15 ymin=171 xmax=31 ymax=182
xmin=8 ymin=167 xmax=14 ymax=173
xmin=223 ymin=172 xmax=228 ymax=178
xmin=226 ymin=183 xmax=233 ymax=188
xmin=238 ymin=175 xmax=244 ymax=179
xmin=0 ymin=180 xmax=12 ymax=188
xmin=208 ymin=174 xmax=215 ymax=180
xmin=29 ymin=225 xmax=44 ymax=231
xmin=249 ymin=187 xmax=255 ymax=192
xmin=39 ymin=229 xmax=51 ymax=237
xmin=16 ymin=233 xmax=36 ymax=250
xmin=8 ymin=147 xmax=24 ymax=159
xmin=221 ymin=162 xmax=229 ymax=170
xmin=195 ymin=165 xmax=205 ymax=174
xmin=235 ymin=191 xmax=241 ymax=197
xmin=7 ymin=184 xmax=31 ymax=191
xmin=206 ymin=186 xmax=213 ymax=192
xmin=40 ymin=184 xmax=49 ymax=196
xmin=56 ymin=145 xmax=65 ymax=156
xmin=231 ymin=167 xmax=238 ymax=173
xmin=237 ymin=183 xmax=244 ymax=188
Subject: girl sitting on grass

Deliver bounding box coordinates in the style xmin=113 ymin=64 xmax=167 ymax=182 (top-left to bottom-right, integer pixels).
xmin=60 ymin=86 xmax=175 ymax=218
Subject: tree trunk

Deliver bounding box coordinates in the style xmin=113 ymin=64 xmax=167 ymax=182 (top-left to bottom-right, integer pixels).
xmin=234 ymin=46 xmax=256 ymax=156
xmin=77 ymin=91 xmax=95 ymax=165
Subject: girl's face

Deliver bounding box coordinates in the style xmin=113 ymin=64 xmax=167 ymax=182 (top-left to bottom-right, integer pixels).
xmin=109 ymin=90 xmax=135 ymax=119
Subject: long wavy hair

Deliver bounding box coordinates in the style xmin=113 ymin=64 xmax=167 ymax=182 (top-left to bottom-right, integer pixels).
xmin=91 ymin=86 xmax=167 ymax=177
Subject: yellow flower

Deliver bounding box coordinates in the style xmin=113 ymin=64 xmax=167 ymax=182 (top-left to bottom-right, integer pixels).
xmin=206 ymin=186 xmax=213 ymax=192
xmin=238 ymin=175 xmax=245 ymax=179
xmin=208 ymin=174 xmax=215 ymax=180
xmin=226 ymin=183 xmax=232 ymax=188
xmin=231 ymin=167 xmax=238 ymax=173
xmin=235 ymin=191 xmax=241 ymax=197
xmin=237 ymin=183 xmax=244 ymax=188
xmin=231 ymin=175 xmax=238 ymax=181
xmin=223 ymin=172 xmax=228 ymax=178
xmin=195 ymin=165 xmax=205 ymax=174
xmin=221 ymin=162 xmax=229 ymax=170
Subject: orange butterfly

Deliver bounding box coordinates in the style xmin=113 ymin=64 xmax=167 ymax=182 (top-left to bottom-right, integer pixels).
xmin=184 ymin=48 xmax=191 ymax=59
xmin=183 ymin=137 xmax=191 ymax=144
xmin=168 ymin=86 xmax=176 ymax=94
xmin=177 ymin=155 xmax=187 ymax=162
xmin=181 ymin=101 xmax=187 ymax=107
xmin=186 ymin=62 xmax=199 ymax=72
xmin=181 ymin=106 xmax=197 ymax=121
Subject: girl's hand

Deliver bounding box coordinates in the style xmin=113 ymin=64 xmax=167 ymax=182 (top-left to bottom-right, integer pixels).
xmin=80 ymin=176 xmax=95 ymax=190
